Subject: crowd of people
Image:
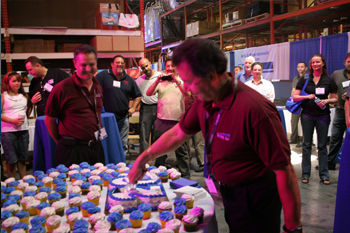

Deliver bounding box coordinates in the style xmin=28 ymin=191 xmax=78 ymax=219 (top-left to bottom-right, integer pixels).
xmin=1 ymin=39 xmax=350 ymax=232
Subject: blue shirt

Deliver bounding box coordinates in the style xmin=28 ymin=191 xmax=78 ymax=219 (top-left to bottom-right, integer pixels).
xmin=236 ymin=70 xmax=253 ymax=83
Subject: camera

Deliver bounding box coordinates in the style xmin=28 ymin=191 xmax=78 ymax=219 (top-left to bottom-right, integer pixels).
xmin=161 ymin=75 xmax=173 ymax=81
xmin=161 ymin=52 xmax=167 ymax=56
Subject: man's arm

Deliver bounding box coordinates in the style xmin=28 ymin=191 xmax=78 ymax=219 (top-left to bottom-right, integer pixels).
xmin=45 ymin=116 xmax=60 ymax=144
xmin=273 ymin=164 xmax=302 ymax=230
xmin=146 ymin=75 xmax=161 ymax=96
xmin=346 ymin=98 xmax=350 ymax=128
xmin=128 ymin=124 xmax=192 ymax=183
xmin=128 ymin=97 xmax=141 ymax=116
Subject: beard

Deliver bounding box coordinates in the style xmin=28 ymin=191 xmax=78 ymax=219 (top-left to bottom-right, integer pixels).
xmin=345 ymin=65 xmax=350 ymax=74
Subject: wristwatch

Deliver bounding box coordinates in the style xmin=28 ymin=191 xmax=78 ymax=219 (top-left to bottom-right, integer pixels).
xmin=283 ymin=224 xmax=303 ymax=233
xmin=176 ymin=80 xmax=183 ymax=86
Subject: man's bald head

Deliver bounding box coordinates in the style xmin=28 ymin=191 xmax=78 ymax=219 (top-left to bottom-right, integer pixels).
xmin=139 ymin=58 xmax=154 ymax=77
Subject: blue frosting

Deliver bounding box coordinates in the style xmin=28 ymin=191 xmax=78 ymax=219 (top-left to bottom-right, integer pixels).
xmin=115 ymin=219 xmax=132 ymax=230
xmin=1 ymin=193 xmax=7 ymax=200
xmin=58 ymin=167 xmax=69 ymax=173
xmin=79 ymin=162 xmax=90 ymax=168
xmin=29 ymin=225 xmax=46 ymax=233
xmin=57 ymin=173 xmax=67 ymax=180
xmin=3 ymin=199 xmax=16 ymax=207
xmin=12 ymin=222 xmax=29 ymax=230
xmin=34 ymin=181 xmax=44 ymax=187
xmin=73 ymin=228 xmax=89 ymax=233
xmin=25 ymin=178 xmax=36 ymax=185
xmin=129 ymin=210 xmax=143 ymax=220
xmin=37 ymin=174 xmax=48 ymax=181
xmin=33 ymin=171 xmax=44 ymax=177
xmin=72 ymin=167 xmax=82 ymax=172
xmin=111 ymin=172 xmax=120 ymax=178
xmin=102 ymin=174 xmax=111 ymax=181
xmin=55 ymin=186 xmax=67 ymax=192
xmin=56 ymin=164 xmax=66 ymax=170
xmin=138 ymin=203 xmax=152 ymax=212
xmin=98 ymin=172 xmax=105 ymax=178
xmin=77 ymin=176 xmax=87 ymax=182
xmin=92 ymin=179 xmax=103 ymax=185
xmin=8 ymin=181 xmax=20 ymax=187
xmin=39 ymin=187 xmax=51 ymax=193
xmin=81 ymin=182 xmax=91 ymax=189
xmin=71 ymin=173 xmax=82 ymax=179
xmin=55 ymin=181 xmax=67 ymax=187
xmin=107 ymin=212 xmax=122 ymax=222
xmin=53 ymin=178 xmax=63 ymax=184
xmin=81 ymin=201 xmax=95 ymax=210
xmin=73 ymin=219 xmax=89 ymax=229
xmin=106 ymin=163 xmax=116 ymax=170
xmin=69 ymin=193 xmax=81 ymax=199
xmin=89 ymin=166 xmax=96 ymax=171
xmin=48 ymin=192 xmax=61 ymax=200
xmin=174 ymin=197 xmax=186 ymax=206
xmin=14 ymin=210 xmax=30 ymax=219
xmin=146 ymin=222 xmax=162 ymax=233
xmin=83 ymin=172 xmax=91 ymax=178
xmin=127 ymin=162 xmax=134 ymax=168
xmin=37 ymin=202 xmax=50 ymax=210
xmin=30 ymin=216 xmax=46 ymax=225
xmin=8 ymin=194 xmax=20 ymax=201
xmin=139 ymin=230 xmax=148 ymax=233
xmin=87 ymin=206 xmax=101 ymax=214
xmin=174 ymin=205 xmax=187 ymax=214
xmin=1 ymin=210 xmax=12 ymax=220
xmin=46 ymin=168 xmax=57 ymax=174
xmin=66 ymin=206 xmax=80 ymax=215
xmin=23 ymin=190 xmax=36 ymax=197
xmin=158 ymin=171 xmax=168 ymax=177
xmin=148 ymin=166 xmax=157 ymax=171
xmin=159 ymin=211 xmax=174 ymax=221
xmin=1 ymin=185 xmax=6 ymax=191
xmin=4 ymin=187 xmax=15 ymax=194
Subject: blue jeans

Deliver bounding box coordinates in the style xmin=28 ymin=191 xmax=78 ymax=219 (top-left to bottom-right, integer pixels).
xmin=328 ymin=108 xmax=346 ymax=166
xmin=117 ymin=117 xmax=129 ymax=157
xmin=301 ymin=113 xmax=330 ymax=179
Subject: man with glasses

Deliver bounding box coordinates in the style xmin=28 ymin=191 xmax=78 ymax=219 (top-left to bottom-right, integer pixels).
xmin=96 ymin=55 xmax=142 ymax=156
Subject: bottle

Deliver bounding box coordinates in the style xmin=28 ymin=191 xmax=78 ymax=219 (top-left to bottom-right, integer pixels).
xmin=314 ymin=97 xmax=326 ymax=109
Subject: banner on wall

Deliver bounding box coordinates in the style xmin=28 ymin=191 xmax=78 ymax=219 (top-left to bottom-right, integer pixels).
xmin=234 ymin=42 xmax=290 ymax=81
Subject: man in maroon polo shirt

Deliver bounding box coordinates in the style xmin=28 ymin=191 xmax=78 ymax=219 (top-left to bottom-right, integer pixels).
xmin=129 ymin=39 xmax=302 ymax=233
xmin=45 ymin=44 xmax=105 ymax=167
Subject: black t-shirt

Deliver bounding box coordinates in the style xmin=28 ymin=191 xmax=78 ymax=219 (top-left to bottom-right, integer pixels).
xmin=29 ymin=68 xmax=69 ymax=116
xmin=296 ymin=73 xmax=337 ymax=116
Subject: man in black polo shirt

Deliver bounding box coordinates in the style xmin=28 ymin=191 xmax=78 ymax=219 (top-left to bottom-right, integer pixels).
xmin=96 ymin=55 xmax=142 ymax=156
xmin=25 ymin=56 xmax=69 ymax=116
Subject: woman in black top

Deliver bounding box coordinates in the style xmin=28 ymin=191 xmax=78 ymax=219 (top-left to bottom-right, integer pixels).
xmin=293 ymin=54 xmax=337 ymax=185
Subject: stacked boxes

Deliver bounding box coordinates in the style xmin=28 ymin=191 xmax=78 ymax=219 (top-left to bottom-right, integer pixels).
xmin=186 ymin=21 xmax=220 ymax=37
xmin=225 ymin=6 xmax=247 ymax=23
xmin=90 ymin=36 xmax=144 ymax=52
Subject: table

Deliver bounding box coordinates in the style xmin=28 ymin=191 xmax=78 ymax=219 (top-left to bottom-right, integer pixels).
xmin=333 ymin=127 xmax=350 ymax=233
xmin=277 ymin=107 xmax=287 ymax=136
xmin=33 ymin=113 xmax=125 ymax=172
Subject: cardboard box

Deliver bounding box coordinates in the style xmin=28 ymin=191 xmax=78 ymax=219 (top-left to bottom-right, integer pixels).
xmin=13 ymin=40 xmax=25 ymax=53
xmin=112 ymin=36 xmax=129 ymax=51
xmin=44 ymin=40 xmax=55 ymax=53
xmin=90 ymin=36 xmax=113 ymax=51
xmin=191 ymin=21 xmax=211 ymax=36
xmin=25 ymin=39 xmax=44 ymax=53
xmin=225 ymin=6 xmax=247 ymax=23
xmin=63 ymin=43 xmax=82 ymax=52
xmin=97 ymin=3 xmax=120 ymax=13
xmin=95 ymin=3 xmax=120 ymax=29
xmin=208 ymin=22 xmax=220 ymax=30
xmin=192 ymin=21 xmax=208 ymax=29
xmin=128 ymin=36 xmax=144 ymax=51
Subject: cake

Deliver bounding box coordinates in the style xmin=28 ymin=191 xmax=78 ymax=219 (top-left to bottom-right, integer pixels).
xmin=159 ymin=211 xmax=174 ymax=228
xmin=129 ymin=210 xmax=144 ymax=228
xmin=107 ymin=189 xmax=138 ymax=213
xmin=182 ymin=213 xmax=198 ymax=232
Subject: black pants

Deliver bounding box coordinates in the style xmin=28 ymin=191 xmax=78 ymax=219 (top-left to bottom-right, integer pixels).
xmin=291 ymin=112 xmax=301 ymax=142
xmin=219 ymin=170 xmax=282 ymax=233
xmin=55 ymin=138 xmax=105 ymax=167
xmin=139 ymin=103 xmax=158 ymax=154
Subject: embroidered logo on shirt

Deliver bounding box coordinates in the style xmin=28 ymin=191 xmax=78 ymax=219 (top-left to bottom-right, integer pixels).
xmin=217 ymin=132 xmax=230 ymax=141
xmin=124 ymin=81 xmax=129 ymax=85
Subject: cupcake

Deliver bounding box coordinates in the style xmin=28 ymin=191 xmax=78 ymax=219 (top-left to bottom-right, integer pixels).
xmin=129 ymin=210 xmax=143 ymax=228
xmin=1 ymin=210 xmax=12 ymax=222
xmin=83 ymin=172 xmax=92 ymax=179
xmin=68 ymin=186 xmax=81 ymax=195
xmin=158 ymin=228 xmax=175 ymax=233
xmin=94 ymin=219 xmax=111 ymax=232
xmin=8 ymin=194 xmax=21 ymax=205
xmin=173 ymin=198 xmax=186 ymax=208
xmin=14 ymin=211 xmax=30 ymax=224
xmin=2 ymin=216 xmax=20 ymax=233
xmin=57 ymin=173 xmax=67 ymax=181
xmin=115 ymin=219 xmax=132 ymax=232
xmin=88 ymin=213 xmax=105 ymax=229
xmin=34 ymin=181 xmax=44 ymax=189
xmin=102 ymin=174 xmax=112 ymax=187
xmin=67 ymin=212 xmax=83 ymax=230
xmin=54 ymin=186 xmax=67 ymax=199
xmin=159 ymin=211 xmax=174 ymax=228
xmin=46 ymin=168 xmax=57 ymax=175
xmin=1 ymin=193 xmax=8 ymax=205
xmin=146 ymin=222 xmax=162 ymax=233
xmin=138 ymin=203 xmax=152 ymax=219
xmin=8 ymin=181 xmax=20 ymax=188
xmin=30 ymin=216 xmax=46 ymax=228
xmin=11 ymin=222 xmax=28 ymax=233
xmin=52 ymin=179 xmax=63 ymax=189
xmin=38 ymin=187 xmax=51 ymax=194
xmin=90 ymin=170 xmax=101 ymax=176
xmin=49 ymin=172 xmax=60 ymax=179
xmin=158 ymin=201 xmax=172 ymax=213
xmin=35 ymin=192 xmax=48 ymax=203
xmin=68 ymin=193 xmax=81 ymax=200
xmin=4 ymin=187 xmax=16 ymax=196
xmin=36 ymin=202 xmax=50 ymax=215
xmin=48 ymin=193 xmax=61 ymax=204
xmin=73 ymin=219 xmax=89 ymax=231
xmin=80 ymin=201 xmax=94 ymax=217
xmin=107 ymin=212 xmax=122 ymax=230
xmin=17 ymin=182 xmax=29 ymax=193
xmin=1 ymin=185 xmax=7 ymax=193
xmin=51 ymin=201 xmax=65 ymax=217
xmin=42 ymin=177 xmax=53 ymax=188
xmin=58 ymin=166 xmax=69 ymax=175
xmin=105 ymin=169 xmax=115 ymax=175
xmin=37 ymin=174 xmax=48 ymax=182
xmin=158 ymin=171 xmax=169 ymax=183
xmin=91 ymin=179 xmax=104 ymax=190
xmin=89 ymin=166 xmax=97 ymax=171
xmin=46 ymin=215 xmax=61 ymax=233
xmin=3 ymin=199 xmax=17 ymax=208
xmin=5 ymin=204 xmax=20 ymax=215
xmin=20 ymin=196 xmax=35 ymax=211
xmin=25 ymin=186 xmax=38 ymax=193
xmin=4 ymin=178 xmax=15 ymax=185
xmin=87 ymin=191 xmax=100 ymax=206
xmin=80 ymin=182 xmax=91 ymax=195
xmin=72 ymin=180 xmax=84 ymax=188
xmin=33 ymin=171 xmax=45 ymax=181
xmin=69 ymin=196 xmax=82 ymax=209
xmin=87 ymin=206 xmax=101 ymax=217
xmin=98 ymin=166 xmax=107 ymax=172
xmin=29 ymin=225 xmax=45 ymax=233
xmin=110 ymin=172 xmax=120 ymax=178
xmin=94 ymin=163 xmax=104 ymax=169
xmin=71 ymin=173 xmax=82 ymax=183
xmin=174 ymin=205 xmax=187 ymax=220
xmin=65 ymin=206 xmax=80 ymax=220
xmin=165 ymin=219 xmax=181 ymax=233
xmin=182 ymin=194 xmax=194 ymax=209
xmin=109 ymin=204 xmax=124 ymax=216
xmin=89 ymin=185 xmax=101 ymax=193
xmin=22 ymin=175 xmax=35 ymax=182
xmin=190 ymin=206 xmax=204 ymax=224
xmin=80 ymin=169 xmax=91 ymax=175
xmin=40 ymin=207 xmax=56 ymax=219
xmin=52 ymin=222 xmax=70 ymax=233
xmin=182 ymin=213 xmax=198 ymax=232
xmin=23 ymin=190 xmax=36 ymax=198
xmin=68 ymin=170 xmax=79 ymax=179
xmin=169 ymin=171 xmax=181 ymax=181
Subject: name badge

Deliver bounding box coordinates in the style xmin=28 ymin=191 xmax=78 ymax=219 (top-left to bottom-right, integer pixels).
xmin=342 ymin=80 xmax=350 ymax=88
xmin=48 ymin=79 xmax=54 ymax=84
xmin=204 ymin=177 xmax=218 ymax=194
xmin=315 ymin=87 xmax=325 ymax=95
xmin=43 ymin=83 xmax=53 ymax=92
xmin=94 ymin=127 xmax=108 ymax=141
xmin=113 ymin=80 xmax=121 ymax=88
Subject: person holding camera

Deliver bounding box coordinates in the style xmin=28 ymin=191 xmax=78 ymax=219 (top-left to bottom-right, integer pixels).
xmin=146 ymin=58 xmax=191 ymax=178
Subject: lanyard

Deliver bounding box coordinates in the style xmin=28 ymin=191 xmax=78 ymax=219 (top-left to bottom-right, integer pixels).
xmin=205 ymin=108 xmax=224 ymax=176
xmin=78 ymin=86 xmax=101 ymax=130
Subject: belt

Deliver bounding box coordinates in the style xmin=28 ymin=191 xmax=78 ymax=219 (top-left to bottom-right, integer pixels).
xmin=218 ymin=171 xmax=273 ymax=189
xmin=62 ymin=136 xmax=97 ymax=147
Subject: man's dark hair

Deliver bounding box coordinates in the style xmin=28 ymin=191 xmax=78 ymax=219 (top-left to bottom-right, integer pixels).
xmin=297 ymin=62 xmax=307 ymax=67
xmin=345 ymin=52 xmax=350 ymax=61
xmin=251 ymin=62 xmax=264 ymax=70
xmin=73 ymin=44 xmax=97 ymax=61
xmin=165 ymin=58 xmax=172 ymax=65
xmin=24 ymin=56 xmax=44 ymax=66
xmin=173 ymin=38 xmax=227 ymax=79
xmin=234 ymin=65 xmax=243 ymax=71
xmin=112 ymin=55 xmax=125 ymax=63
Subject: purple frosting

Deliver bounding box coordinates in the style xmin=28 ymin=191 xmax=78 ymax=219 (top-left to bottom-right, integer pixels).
xmin=115 ymin=219 xmax=132 ymax=230
xmin=146 ymin=222 xmax=162 ymax=233
xmin=159 ymin=211 xmax=174 ymax=221
xmin=174 ymin=205 xmax=187 ymax=214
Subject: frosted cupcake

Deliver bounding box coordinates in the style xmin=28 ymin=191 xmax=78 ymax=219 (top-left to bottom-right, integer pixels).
xmin=158 ymin=228 xmax=175 ymax=233
xmin=182 ymin=213 xmax=198 ymax=232
xmin=174 ymin=205 xmax=187 ymax=220
xmin=87 ymin=206 xmax=101 ymax=217
xmin=52 ymin=222 xmax=70 ymax=233
xmin=158 ymin=171 xmax=169 ymax=183
xmin=42 ymin=177 xmax=53 ymax=188
xmin=107 ymin=212 xmax=122 ymax=230
xmin=11 ymin=222 xmax=29 ymax=233
xmin=129 ymin=210 xmax=143 ymax=228
xmin=89 ymin=185 xmax=101 ymax=193
xmin=166 ymin=168 xmax=177 ymax=175
xmin=8 ymin=181 xmax=20 ymax=189
xmin=20 ymin=196 xmax=34 ymax=211
xmin=116 ymin=162 xmax=126 ymax=168
xmin=48 ymin=193 xmax=61 ymax=205
xmin=55 ymin=186 xmax=67 ymax=198
xmin=2 ymin=216 xmax=20 ymax=233
xmin=14 ymin=210 xmax=30 ymax=224
xmin=173 ymin=198 xmax=186 ymax=208
xmin=138 ymin=203 xmax=152 ymax=219
xmin=94 ymin=163 xmax=104 ymax=169
xmin=36 ymin=202 xmax=50 ymax=215
xmin=46 ymin=215 xmax=61 ymax=232
xmin=88 ymin=213 xmax=105 ymax=229
xmin=182 ymin=194 xmax=194 ymax=209
xmin=49 ymin=172 xmax=60 ymax=179
xmin=67 ymin=212 xmax=83 ymax=230
xmin=25 ymin=179 xmax=35 ymax=186
xmin=51 ymin=201 xmax=65 ymax=217
xmin=90 ymin=170 xmax=101 ymax=176
xmin=1 ymin=210 xmax=12 ymax=223
xmin=158 ymin=201 xmax=172 ymax=213
xmin=81 ymin=201 xmax=95 ymax=217
xmin=115 ymin=219 xmax=132 ymax=232
xmin=94 ymin=219 xmax=111 ymax=232
xmin=17 ymin=182 xmax=29 ymax=193
xmin=38 ymin=187 xmax=51 ymax=194
xmin=1 ymin=193 xmax=7 ymax=205
xmin=73 ymin=219 xmax=89 ymax=231
xmin=57 ymin=173 xmax=67 ymax=181
xmin=118 ymin=167 xmax=130 ymax=174
xmin=69 ymin=196 xmax=82 ymax=209
xmin=25 ymin=186 xmax=38 ymax=193
xmin=30 ymin=216 xmax=46 ymax=228
xmin=87 ymin=191 xmax=100 ymax=206
xmin=88 ymin=175 xmax=101 ymax=184
xmin=146 ymin=222 xmax=161 ymax=233
xmin=29 ymin=225 xmax=46 ymax=233
xmin=4 ymin=177 xmax=15 ymax=185
xmin=8 ymin=194 xmax=21 ymax=205
xmin=34 ymin=181 xmax=44 ymax=190
xmin=22 ymin=175 xmax=35 ymax=182
xmin=165 ymin=219 xmax=181 ymax=233
xmin=40 ymin=207 xmax=56 ymax=219
xmin=65 ymin=207 xmax=80 ymax=221
xmin=109 ymin=204 xmax=124 ymax=216
xmin=35 ymin=192 xmax=48 ymax=203
xmin=5 ymin=204 xmax=20 ymax=215
xmin=169 ymin=171 xmax=181 ymax=181
xmin=68 ymin=186 xmax=81 ymax=195
xmin=72 ymin=180 xmax=84 ymax=188
xmin=80 ymin=182 xmax=91 ymax=195
xmin=102 ymin=174 xmax=112 ymax=187
xmin=46 ymin=168 xmax=57 ymax=175
xmin=3 ymin=199 xmax=17 ymax=208
xmin=190 ymin=206 xmax=204 ymax=224
xmin=52 ymin=179 xmax=63 ymax=189
xmin=92 ymin=179 xmax=104 ymax=190
xmin=159 ymin=211 xmax=174 ymax=228
xmin=68 ymin=170 xmax=79 ymax=179
xmin=98 ymin=166 xmax=108 ymax=173
xmin=69 ymin=164 xmax=80 ymax=170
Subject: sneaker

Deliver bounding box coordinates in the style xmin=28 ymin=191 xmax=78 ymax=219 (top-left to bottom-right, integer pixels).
xmin=194 ymin=165 xmax=204 ymax=172
xmin=295 ymin=142 xmax=303 ymax=148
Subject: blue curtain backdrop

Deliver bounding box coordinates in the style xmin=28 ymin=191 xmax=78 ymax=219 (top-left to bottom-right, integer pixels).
xmin=322 ymin=33 xmax=349 ymax=75
xmin=289 ymin=37 xmax=320 ymax=80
